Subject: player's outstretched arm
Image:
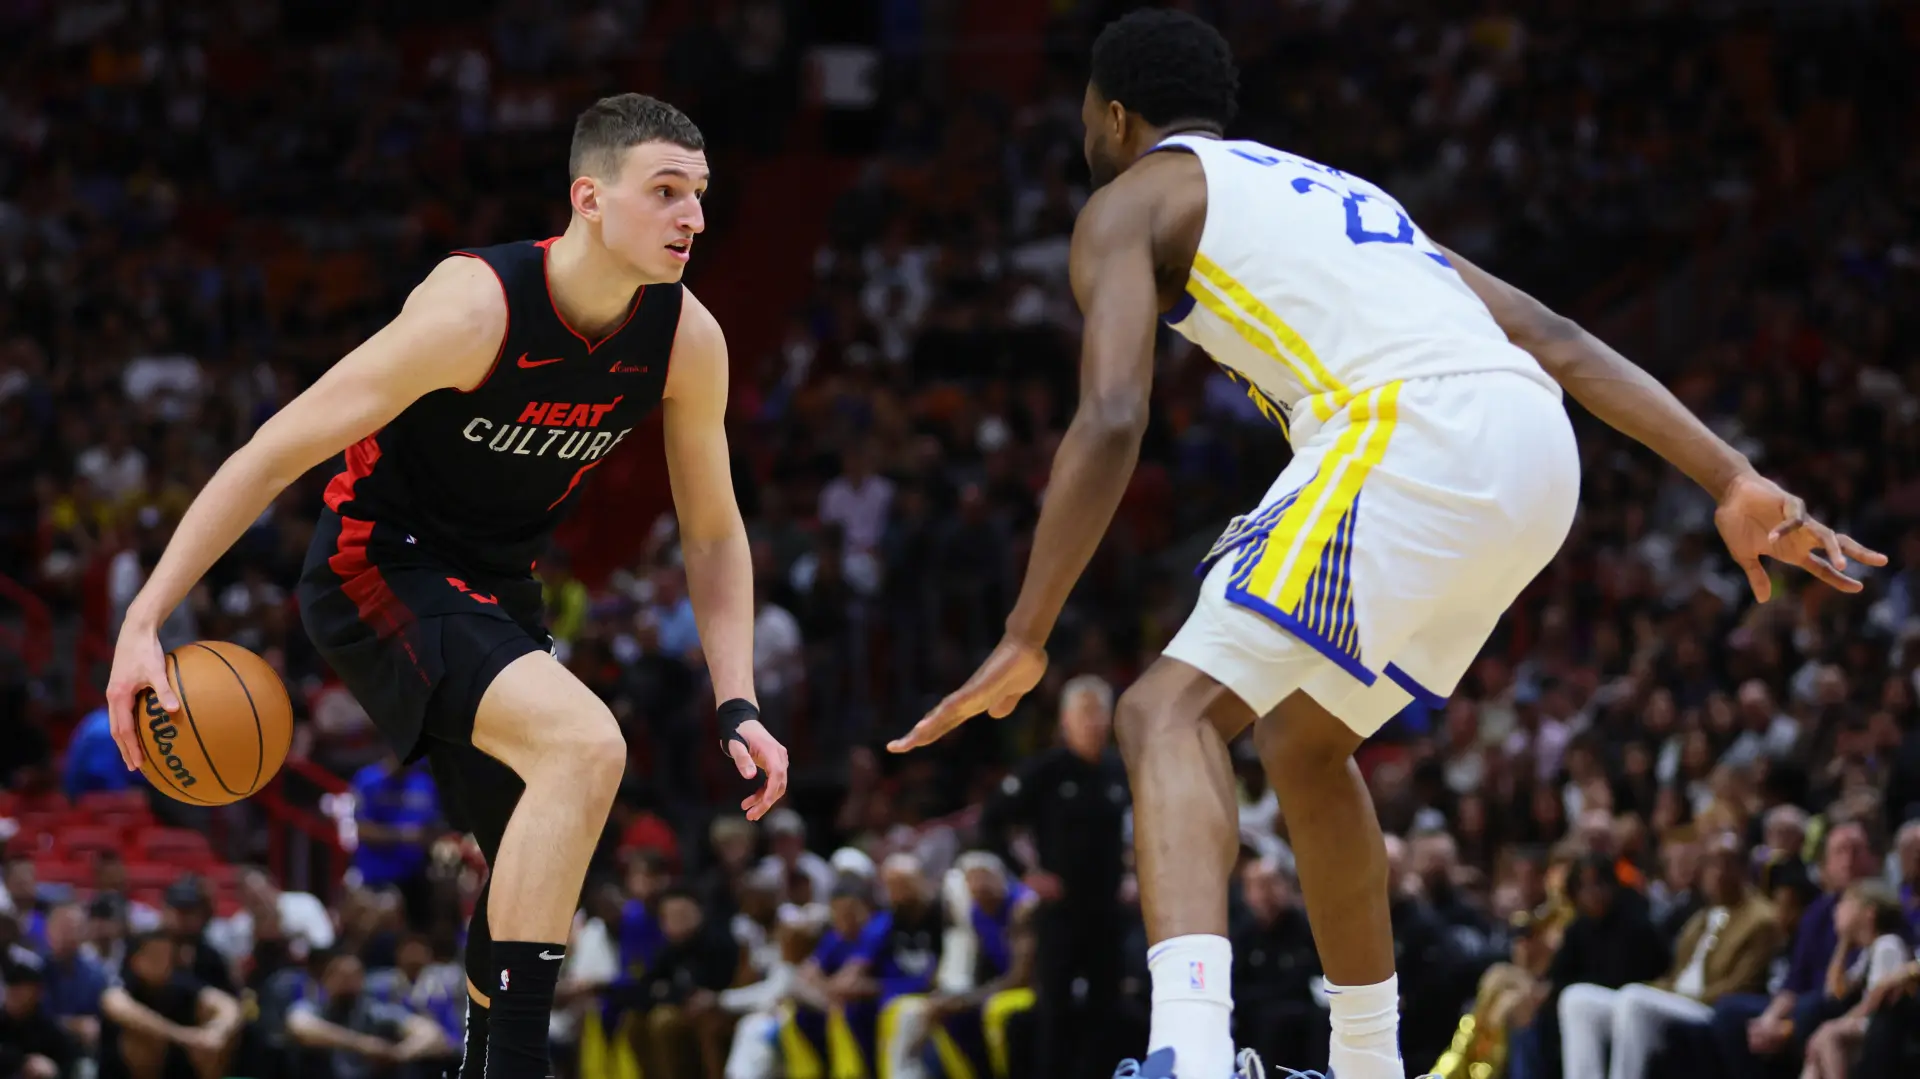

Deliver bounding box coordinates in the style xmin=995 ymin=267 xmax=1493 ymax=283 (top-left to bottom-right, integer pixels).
xmin=662 ymin=289 xmax=788 ymax=819
xmin=1442 ymin=244 xmax=1886 ymax=600
xmin=104 ymin=257 xmax=508 ymax=770
xmin=890 ymin=181 xmax=1158 ymax=753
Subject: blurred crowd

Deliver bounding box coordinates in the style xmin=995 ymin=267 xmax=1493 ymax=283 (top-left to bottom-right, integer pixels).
xmin=6 ymin=0 xmax=1920 ymax=1078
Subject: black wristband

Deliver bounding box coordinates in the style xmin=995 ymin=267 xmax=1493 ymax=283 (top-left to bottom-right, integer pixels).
xmin=717 ymin=698 xmax=759 ymax=756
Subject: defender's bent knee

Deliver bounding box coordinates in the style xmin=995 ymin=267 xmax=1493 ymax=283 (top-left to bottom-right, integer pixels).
xmin=1114 ymin=658 xmax=1251 ymax=766
xmin=1255 ymin=692 xmax=1361 ymax=780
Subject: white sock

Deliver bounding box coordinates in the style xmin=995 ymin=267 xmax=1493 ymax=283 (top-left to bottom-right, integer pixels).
xmin=1326 ymin=974 xmax=1405 ymax=1079
xmin=1147 ymin=934 xmax=1235 ymax=1079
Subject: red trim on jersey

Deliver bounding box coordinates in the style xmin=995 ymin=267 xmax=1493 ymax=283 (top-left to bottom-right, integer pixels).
xmin=546 ymin=457 xmax=610 ymax=511
xmin=536 ymin=237 xmax=646 ymax=354
xmin=327 ymin=516 xmax=409 ymax=638
xmin=450 ymin=251 xmax=511 ymax=393
xmin=323 ymin=434 xmax=383 ymax=512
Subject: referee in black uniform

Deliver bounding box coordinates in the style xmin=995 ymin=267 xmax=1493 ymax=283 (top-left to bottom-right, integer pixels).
xmin=980 ymin=674 xmax=1129 ymax=1079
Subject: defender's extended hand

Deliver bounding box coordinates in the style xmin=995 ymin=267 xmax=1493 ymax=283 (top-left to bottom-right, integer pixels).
xmin=888 ymin=638 xmax=1048 ymax=753
xmin=729 ymin=719 xmax=789 ymax=821
xmin=1714 ymin=472 xmax=1886 ymax=601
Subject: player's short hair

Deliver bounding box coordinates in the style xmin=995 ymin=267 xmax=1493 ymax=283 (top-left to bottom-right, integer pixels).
xmin=568 ymin=93 xmax=705 ymax=180
xmin=1089 ymin=9 xmax=1239 ymax=130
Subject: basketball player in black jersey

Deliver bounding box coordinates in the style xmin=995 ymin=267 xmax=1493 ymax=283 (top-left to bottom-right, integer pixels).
xmin=101 ymin=94 xmax=788 ymax=1079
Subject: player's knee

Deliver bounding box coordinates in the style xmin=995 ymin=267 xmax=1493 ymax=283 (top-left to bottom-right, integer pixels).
xmin=1112 ymin=682 xmax=1165 ymax=764
xmin=525 ymin=707 xmax=626 ymax=796
xmin=1254 ymin=706 xmax=1352 ymax=780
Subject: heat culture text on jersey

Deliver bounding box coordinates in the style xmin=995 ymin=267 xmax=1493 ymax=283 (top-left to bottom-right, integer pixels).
xmin=463 ymin=398 xmax=634 ymax=461
xmin=318 ymin=237 xmax=682 ymax=576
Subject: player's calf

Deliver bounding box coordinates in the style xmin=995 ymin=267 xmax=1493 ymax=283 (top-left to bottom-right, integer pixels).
xmin=1254 ymin=698 xmax=1404 ymax=1079
xmin=470 ymin=653 xmax=631 ymax=1079
xmin=1112 ymin=660 xmax=1253 ymax=1079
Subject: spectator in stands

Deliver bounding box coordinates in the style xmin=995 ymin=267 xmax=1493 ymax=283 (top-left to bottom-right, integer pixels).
xmin=1758 ymin=807 xmax=1811 ymax=882
xmin=1385 ymin=834 xmax=1461 ymax=1064
xmin=616 ymin=852 xmax=673 ymax=989
xmin=1650 ymin=833 xmax=1705 ymax=941
xmin=717 ymin=889 xmax=813 ymax=1079
xmin=788 ymin=874 xmax=886 ymax=1077
xmin=99 ymin=930 xmax=242 ymax=1079
xmin=206 ymin=867 xmax=336 ymax=981
xmin=1543 ymin=855 xmax=1671 ymax=1071
xmin=1559 ymin=834 xmax=1783 ymax=1078
xmin=922 ymin=852 xmax=1037 ymax=1079
xmin=1713 ymin=820 xmax=1880 ymax=1079
xmin=694 ymin=816 xmax=761 ymax=920
xmin=0 ymin=957 xmax=74 ymax=1079
xmin=1895 ymin=820 xmax=1920 ymax=935
xmin=1802 ymin=883 xmax=1914 ymax=1079
xmin=89 ymin=855 xmax=161 ymax=935
xmin=60 ymin=705 xmax=136 ymax=801
xmin=979 ymin=673 xmax=1127 ymax=1079
xmin=363 ymin=931 xmax=463 ymax=1059
xmin=161 ymin=879 xmax=233 ymax=996
xmin=285 ymin=951 xmax=448 ymax=1079
xmin=38 ymin=904 xmax=106 ymax=1054
xmin=818 ymin=442 xmax=894 ymax=558
xmin=758 ymin=808 xmax=833 ymax=907
xmin=1 ymin=861 xmax=48 ymax=950
xmin=627 ymin=887 xmax=738 ymax=1079
xmin=1231 ymin=856 xmax=1324 ymax=1073
xmin=348 ymin=754 xmax=440 ymax=929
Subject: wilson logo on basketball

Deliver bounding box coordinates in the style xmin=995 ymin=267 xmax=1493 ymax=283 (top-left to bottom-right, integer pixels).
xmin=143 ymin=692 xmax=199 ymax=788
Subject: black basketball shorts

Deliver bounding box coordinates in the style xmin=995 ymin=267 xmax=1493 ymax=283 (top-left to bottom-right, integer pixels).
xmin=298 ymin=510 xmax=546 ymax=846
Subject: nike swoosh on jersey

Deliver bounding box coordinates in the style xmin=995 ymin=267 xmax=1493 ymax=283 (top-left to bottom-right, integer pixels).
xmin=517 ymin=353 xmax=566 ymax=368
xmin=539 ymin=950 xmax=566 ymax=961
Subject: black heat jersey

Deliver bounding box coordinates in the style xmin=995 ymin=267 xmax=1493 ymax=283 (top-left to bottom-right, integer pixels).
xmin=299 ymin=238 xmax=682 ymax=763
xmin=322 ymin=238 xmax=681 ymax=577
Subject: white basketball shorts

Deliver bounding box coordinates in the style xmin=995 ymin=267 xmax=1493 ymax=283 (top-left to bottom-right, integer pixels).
xmin=1162 ymin=369 xmax=1580 ymax=736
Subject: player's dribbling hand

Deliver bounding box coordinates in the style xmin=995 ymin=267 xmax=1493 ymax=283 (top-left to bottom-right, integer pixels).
xmin=1714 ymin=471 xmax=1886 ymax=602
xmin=888 ymin=637 xmax=1048 ymax=753
xmin=729 ymin=719 xmax=789 ymax=821
xmin=105 ymin=622 xmax=180 ymax=771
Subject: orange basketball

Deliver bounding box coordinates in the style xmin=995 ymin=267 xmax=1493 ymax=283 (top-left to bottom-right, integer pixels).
xmin=136 ymin=640 xmax=293 ymax=806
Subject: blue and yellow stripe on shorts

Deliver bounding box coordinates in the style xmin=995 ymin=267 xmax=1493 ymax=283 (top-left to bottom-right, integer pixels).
xmin=1218 ymin=381 xmax=1403 ymax=684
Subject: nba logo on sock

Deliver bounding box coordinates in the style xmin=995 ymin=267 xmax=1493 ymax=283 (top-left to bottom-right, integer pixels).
xmin=499 ymin=969 xmax=510 ymax=992
xmin=1189 ymin=961 xmax=1205 ymax=990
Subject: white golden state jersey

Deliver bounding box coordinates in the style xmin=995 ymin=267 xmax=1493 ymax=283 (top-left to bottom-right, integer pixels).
xmin=1156 ymin=135 xmax=1556 ymax=437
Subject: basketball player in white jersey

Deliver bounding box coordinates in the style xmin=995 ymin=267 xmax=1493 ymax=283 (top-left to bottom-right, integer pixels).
xmin=890 ymin=10 xmax=1885 ymax=1079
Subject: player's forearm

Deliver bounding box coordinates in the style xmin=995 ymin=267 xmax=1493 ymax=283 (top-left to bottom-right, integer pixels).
xmin=683 ymin=526 xmax=756 ymax=705
xmin=1004 ymin=406 xmax=1147 ymax=646
xmin=1529 ymin=323 xmax=1752 ymax=500
xmin=125 ymin=446 xmax=290 ymax=629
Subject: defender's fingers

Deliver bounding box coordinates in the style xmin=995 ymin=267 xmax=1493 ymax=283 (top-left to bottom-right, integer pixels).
xmin=1837 ymin=534 xmax=1888 ymax=567
xmin=1735 ymin=552 xmax=1772 ymax=604
xmin=887 ymin=700 xmax=972 ymax=753
xmin=1799 ymin=551 xmax=1863 ymax=593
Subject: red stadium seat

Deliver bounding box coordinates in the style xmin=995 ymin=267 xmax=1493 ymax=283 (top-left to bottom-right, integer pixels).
xmin=56 ymin=824 xmax=123 ymax=860
xmin=202 ymin=864 xmax=242 ymax=891
xmin=124 ymin=862 xmax=185 ymax=892
xmin=137 ymin=827 xmax=213 ymax=866
xmin=77 ymin=790 xmax=152 ymax=817
xmin=32 ymin=858 xmax=90 ymax=886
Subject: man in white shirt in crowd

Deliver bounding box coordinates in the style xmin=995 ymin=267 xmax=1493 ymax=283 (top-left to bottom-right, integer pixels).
xmin=206 ymin=867 xmax=336 ymax=968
